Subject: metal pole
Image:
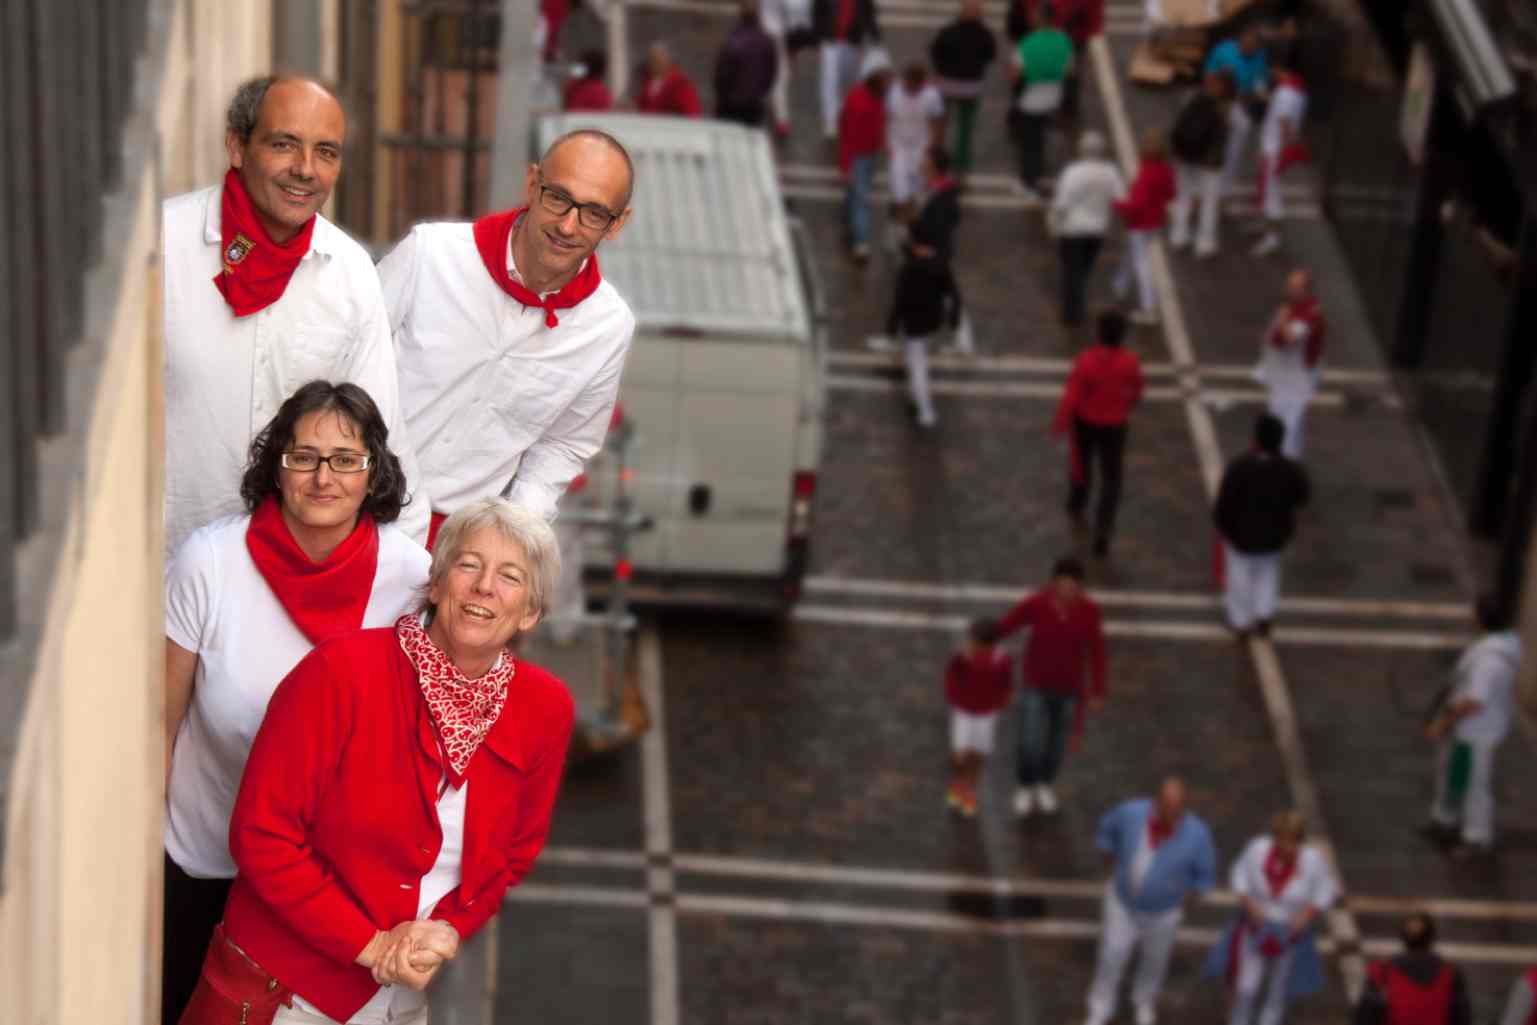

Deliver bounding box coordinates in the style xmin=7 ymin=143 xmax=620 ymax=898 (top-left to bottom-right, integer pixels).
xmin=490 ymin=0 xmax=538 ymax=209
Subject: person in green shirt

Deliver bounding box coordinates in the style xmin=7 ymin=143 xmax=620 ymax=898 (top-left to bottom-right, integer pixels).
xmin=1008 ymin=10 xmax=1073 ymax=196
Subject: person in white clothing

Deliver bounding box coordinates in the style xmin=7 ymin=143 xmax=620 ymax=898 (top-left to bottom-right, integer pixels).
xmin=1425 ymin=596 xmax=1522 ymax=859
xmin=379 ymin=129 xmax=637 ymax=546
xmin=1253 ymin=269 xmax=1326 ymax=461
xmin=163 ymin=76 xmax=430 ymax=553
xmin=1208 ymin=812 xmax=1338 ymax=1025
xmin=885 ymin=63 xmax=946 ymax=223
xmin=161 ymin=381 xmax=430 ymax=1025
xmin=1088 ymin=778 xmax=1218 ymax=1025
xmin=1050 ymin=130 xmax=1127 ymax=326
xmin=1251 ymin=57 xmax=1308 ymax=257
xmin=758 ymin=0 xmax=801 ymax=136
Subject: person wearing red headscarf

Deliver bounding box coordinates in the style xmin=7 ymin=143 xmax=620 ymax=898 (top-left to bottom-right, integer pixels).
xmin=179 ymin=499 xmax=571 ymax=1025
xmin=161 ymin=381 xmax=429 ymax=1025
xmin=162 ymin=76 xmax=430 ymax=553
xmin=379 ymin=130 xmax=637 ymax=548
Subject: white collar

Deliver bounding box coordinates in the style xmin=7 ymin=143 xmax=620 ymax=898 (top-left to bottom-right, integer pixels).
xmin=201 ymin=180 xmax=337 ymax=259
xmin=504 ymin=214 xmax=589 ymax=299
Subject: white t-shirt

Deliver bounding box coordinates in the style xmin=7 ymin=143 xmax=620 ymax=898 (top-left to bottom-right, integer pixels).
xmin=1051 ymin=159 xmax=1128 ymax=237
xmin=164 ymin=513 xmax=431 ymax=879
xmin=1230 ymin=836 xmax=1337 ymax=925
xmin=1452 ymin=631 xmax=1521 ymax=744
xmin=1260 ymin=81 xmax=1307 ymax=156
xmin=887 ymin=83 xmax=944 ymax=151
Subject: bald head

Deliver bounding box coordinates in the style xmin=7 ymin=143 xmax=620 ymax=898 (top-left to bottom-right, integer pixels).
xmin=1154 ymin=777 xmax=1187 ymax=822
xmin=224 ymin=75 xmax=346 ymax=243
xmin=540 ymin=129 xmax=635 ymax=210
xmin=1285 ymin=268 xmax=1312 ymax=302
xmin=227 ymin=75 xmax=345 ymax=147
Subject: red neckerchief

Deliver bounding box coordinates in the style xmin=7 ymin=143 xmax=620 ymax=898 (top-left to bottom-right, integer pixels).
xmin=472 ymin=207 xmax=604 ymax=328
xmin=396 ymin=612 xmax=514 ymax=786
xmin=835 ymin=0 xmax=857 ymax=38
xmin=927 ymin=175 xmax=959 ymax=196
xmin=1267 ymin=297 xmax=1321 ymax=349
xmin=213 ymin=168 xmax=317 ymax=317
xmin=1276 ymin=70 xmax=1306 ymax=93
xmin=1263 ymin=844 xmax=1299 ymax=898
xmin=245 ymin=495 xmax=379 ymax=645
xmin=1148 ymin=814 xmax=1176 ymax=849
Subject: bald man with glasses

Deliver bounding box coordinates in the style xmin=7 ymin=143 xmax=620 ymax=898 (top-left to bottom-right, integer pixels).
xmin=379 ymin=130 xmax=637 ymax=546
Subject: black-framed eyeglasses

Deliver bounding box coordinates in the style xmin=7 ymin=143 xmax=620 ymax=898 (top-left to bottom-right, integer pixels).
xmin=536 ymin=174 xmax=619 ymax=231
xmin=281 ymin=451 xmax=372 ymax=474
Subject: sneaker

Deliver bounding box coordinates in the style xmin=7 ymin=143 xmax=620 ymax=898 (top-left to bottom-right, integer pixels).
xmin=952 ymin=317 xmax=976 ymax=355
xmin=1013 ymin=787 xmax=1036 ymax=817
xmin=1251 ymin=232 xmax=1281 ymax=257
xmin=1135 ymin=1003 xmax=1157 ymax=1025
xmin=1168 ymin=234 xmax=1190 ymax=251
xmin=947 ymin=785 xmax=964 ymax=810
xmin=960 ymin=793 xmax=978 ymax=818
xmin=1035 ymin=783 xmax=1059 ymax=814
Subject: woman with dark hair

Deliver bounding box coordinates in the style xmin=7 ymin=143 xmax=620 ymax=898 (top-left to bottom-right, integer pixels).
xmin=161 ymin=380 xmax=429 ymax=1025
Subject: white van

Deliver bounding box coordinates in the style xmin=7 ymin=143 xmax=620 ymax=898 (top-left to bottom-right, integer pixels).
xmin=536 ymin=113 xmax=827 ymax=611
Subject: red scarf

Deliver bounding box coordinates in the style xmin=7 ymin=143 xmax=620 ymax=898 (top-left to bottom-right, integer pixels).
xmin=1263 ymin=844 xmax=1299 ymax=897
xmin=1148 ymin=814 xmax=1175 ymax=849
xmin=245 ymin=496 xmax=380 ymax=645
xmin=213 ymin=168 xmax=317 ymax=317
xmin=472 ymin=207 xmax=604 ymax=328
xmin=396 ymin=612 xmax=514 ymax=785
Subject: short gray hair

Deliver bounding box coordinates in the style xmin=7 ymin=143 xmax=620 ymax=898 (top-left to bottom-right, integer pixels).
xmin=423 ymin=498 xmax=562 ymax=621
xmin=227 ymin=75 xmax=279 ymax=145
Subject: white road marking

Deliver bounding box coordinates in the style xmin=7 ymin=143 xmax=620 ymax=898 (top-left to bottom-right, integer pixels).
xmin=789 ymin=603 xmax=1469 ymax=649
xmin=801 ymin=574 xmax=1470 ymax=621
xmin=828 ymin=349 xmax=1391 ymax=387
xmin=638 ymin=628 xmax=680 ymax=1025
xmin=826 ymin=373 xmax=1396 ymax=409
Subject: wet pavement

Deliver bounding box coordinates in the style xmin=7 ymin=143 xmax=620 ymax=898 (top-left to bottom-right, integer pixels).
xmin=492 ymin=1 xmax=1537 ymax=1022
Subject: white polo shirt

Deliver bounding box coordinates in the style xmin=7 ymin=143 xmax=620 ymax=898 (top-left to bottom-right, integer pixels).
xmin=1230 ymin=836 xmax=1337 ymax=925
xmin=162 ymin=185 xmax=432 ymax=552
xmin=378 ymin=221 xmax=635 ymax=521
xmin=163 ymin=513 xmax=431 ymax=879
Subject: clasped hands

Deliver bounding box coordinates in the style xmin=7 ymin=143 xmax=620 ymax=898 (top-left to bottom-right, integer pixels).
xmin=356 ymin=920 xmax=461 ymax=990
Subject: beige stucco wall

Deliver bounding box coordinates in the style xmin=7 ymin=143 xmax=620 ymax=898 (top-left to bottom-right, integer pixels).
xmin=0 ymin=2 xmax=301 ymax=1021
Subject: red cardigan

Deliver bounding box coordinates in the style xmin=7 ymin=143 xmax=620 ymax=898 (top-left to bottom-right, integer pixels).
xmin=1053 ymin=344 xmax=1145 ymax=430
xmin=1115 ymin=157 xmax=1176 ymax=230
xmin=838 ymin=83 xmax=886 ymax=173
xmin=224 ymin=628 xmax=574 ymax=1022
xmin=995 ymin=590 xmax=1107 ymax=698
xmin=945 ymin=649 xmax=1014 ymax=714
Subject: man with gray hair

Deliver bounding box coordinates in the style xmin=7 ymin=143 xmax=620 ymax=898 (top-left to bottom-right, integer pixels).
xmin=378 ymin=129 xmax=637 ymax=547
xmin=161 ymin=75 xmax=430 ymax=554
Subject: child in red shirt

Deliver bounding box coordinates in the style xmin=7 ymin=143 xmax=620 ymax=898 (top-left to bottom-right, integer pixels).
xmin=1113 ymin=127 xmax=1176 ymax=322
xmin=944 ymin=618 xmax=1014 ymax=817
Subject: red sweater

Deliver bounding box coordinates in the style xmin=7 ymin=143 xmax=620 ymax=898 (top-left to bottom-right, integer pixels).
xmin=945 ymin=648 xmax=1014 ymax=714
xmin=1053 ymin=344 xmax=1144 ymax=431
xmin=638 ymin=67 xmax=703 ymax=116
xmin=838 ymin=83 xmax=886 ymax=173
xmin=224 ymin=629 xmax=573 ymax=1022
xmin=996 ymin=590 xmax=1107 ymax=697
xmin=564 ymin=76 xmax=613 ymax=111
xmin=1115 ymin=157 xmax=1176 ymax=230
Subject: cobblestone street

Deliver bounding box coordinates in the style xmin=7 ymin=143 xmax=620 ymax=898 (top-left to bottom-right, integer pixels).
xmin=493 ymin=1 xmax=1537 ymax=1022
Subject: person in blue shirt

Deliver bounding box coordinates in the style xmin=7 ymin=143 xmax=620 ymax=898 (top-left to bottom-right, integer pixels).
xmin=1204 ymin=25 xmax=1270 ymax=198
xmin=1086 ymin=777 xmax=1218 ymax=1025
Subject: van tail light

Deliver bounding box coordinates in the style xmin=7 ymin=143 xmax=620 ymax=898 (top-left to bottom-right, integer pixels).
xmin=784 ymin=472 xmax=817 ymax=601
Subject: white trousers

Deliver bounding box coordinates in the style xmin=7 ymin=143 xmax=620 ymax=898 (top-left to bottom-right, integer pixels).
xmin=546 ymin=516 xmax=587 ymax=644
xmin=770 ymin=31 xmax=791 ymax=125
xmin=904 ymin=336 xmax=936 ymax=425
xmin=1265 ymin=391 xmax=1308 ymax=460
xmin=1219 ymin=102 xmax=1254 ymax=198
xmin=1223 ymin=545 xmax=1280 ymax=630
xmin=1227 ymin=929 xmax=1295 ymax=1025
xmin=1431 ymin=737 xmax=1499 ymax=844
xmin=1088 ymin=888 xmax=1183 ymax=1020
xmin=820 ymin=41 xmax=858 ymax=134
xmin=889 ymin=144 xmax=926 ymax=205
xmin=1113 ymin=229 xmax=1157 ymax=313
xmin=950 ymin=709 xmax=999 ymax=754
xmin=1257 ymin=151 xmax=1284 ymax=222
xmin=1169 ymin=163 xmax=1221 ymax=254
xmin=275 ymin=1003 xmax=428 ymax=1025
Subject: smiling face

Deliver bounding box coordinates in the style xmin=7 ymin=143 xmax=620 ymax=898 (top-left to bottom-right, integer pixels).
xmin=226 ymin=79 xmax=346 ymax=244
xmin=427 ymin=527 xmax=543 ymax=677
xmin=277 ymin=407 xmax=372 ymax=543
xmin=517 ymin=134 xmax=632 ymax=290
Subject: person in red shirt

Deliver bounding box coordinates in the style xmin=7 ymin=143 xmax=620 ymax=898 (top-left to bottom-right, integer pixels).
xmin=943 ymin=619 xmax=1014 ymax=817
xmin=181 ymin=499 xmax=573 ymax=1025
xmin=1053 ymin=310 xmax=1143 ymax=558
xmin=636 ymin=42 xmax=703 ymax=116
xmin=1113 ymin=128 xmax=1176 ymax=324
xmin=563 ymin=50 xmax=614 ymax=111
xmin=995 ymin=557 xmax=1107 ymax=817
xmin=839 ymin=48 xmax=892 ymax=263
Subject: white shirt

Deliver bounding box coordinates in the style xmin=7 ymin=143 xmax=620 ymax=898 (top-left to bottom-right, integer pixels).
xmin=1230 ymin=836 xmax=1337 ymax=925
xmin=162 ymin=186 xmax=431 ymax=552
xmin=1253 ymin=315 xmax=1318 ymax=402
xmin=296 ymin=781 xmax=468 ymax=1023
xmin=887 ymin=83 xmax=944 ymax=151
xmin=1451 ymin=631 xmax=1521 ymax=744
xmin=1051 ymin=159 xmax=1127 ymax=237
xmin=379 ymin=221 xmax=636 ymax=521
xmin=163 ymin=514 xmax=430 ymax=879
xmin=1260 ymin=81 xmax=1307 ymax=156
xmin=1129 ymin=821 xmax=1159 ymax=894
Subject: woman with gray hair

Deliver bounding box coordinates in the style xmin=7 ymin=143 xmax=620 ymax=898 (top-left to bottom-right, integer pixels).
xmin=1049 ymin=129 xmax=1127 ymax=327
xmin=180 ymin=498 xmax=571 ymax=1024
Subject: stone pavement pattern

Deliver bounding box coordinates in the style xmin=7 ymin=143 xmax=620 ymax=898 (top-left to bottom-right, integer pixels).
xmin=492 ymin=1 xmax=1537 ymax=1022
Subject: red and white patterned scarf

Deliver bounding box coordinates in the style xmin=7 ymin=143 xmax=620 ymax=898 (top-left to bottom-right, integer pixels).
xmin=396 ymin=613 xmax=514 ymax=784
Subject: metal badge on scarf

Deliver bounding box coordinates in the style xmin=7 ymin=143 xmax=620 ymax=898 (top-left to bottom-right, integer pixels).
xmin=223 ymin=233 xmax=255 ymax=273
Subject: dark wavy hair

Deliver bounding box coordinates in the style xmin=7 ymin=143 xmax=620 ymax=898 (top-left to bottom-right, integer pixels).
xmin=239 ymin=380 xmax=409 ymax=524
